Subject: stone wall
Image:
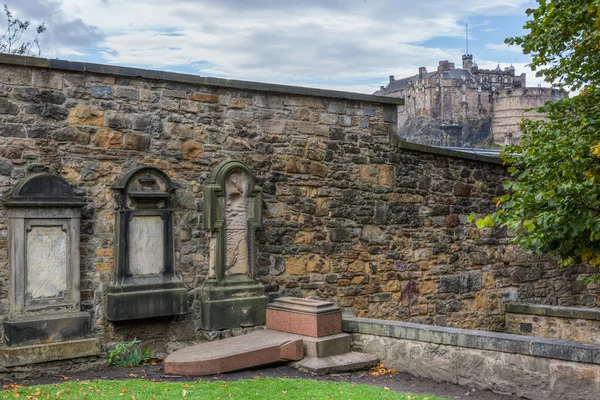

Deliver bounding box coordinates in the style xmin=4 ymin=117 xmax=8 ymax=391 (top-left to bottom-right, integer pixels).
xmin=346 ymin=317 xmax=600 ymax=400
xmin=505 ymin=303 xmax=600 ymax=344
xmin=0 ymin=55 xmax=595 ymax=360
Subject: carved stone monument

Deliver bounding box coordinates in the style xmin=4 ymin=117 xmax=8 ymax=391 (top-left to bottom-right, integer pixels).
xmin=107 ymin=166 xmax=188 ymax=321
xmin=201 ymin=160 xmax=268 ymax=330
xmin=0 ymin=174 xmax=99 ymax=366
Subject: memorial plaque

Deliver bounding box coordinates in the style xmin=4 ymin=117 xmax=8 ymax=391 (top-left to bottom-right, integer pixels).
xmin=2 ymin=174 xmax=97 ymax=366
xmin=26 ymin=226 xmax=67 ymax=299
xmin=128 ymin=216 xmax=164 ymax=276
xmin=107 ymin=166 xmax=188 ymax=321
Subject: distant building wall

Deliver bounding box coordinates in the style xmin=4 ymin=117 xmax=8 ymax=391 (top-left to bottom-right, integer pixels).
xmin=491 ymin=87 xmax=568 ymax=145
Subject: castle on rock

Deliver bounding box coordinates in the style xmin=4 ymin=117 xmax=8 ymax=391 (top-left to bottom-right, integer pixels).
xmin=376 ymin=54 xmax=566 ymax=147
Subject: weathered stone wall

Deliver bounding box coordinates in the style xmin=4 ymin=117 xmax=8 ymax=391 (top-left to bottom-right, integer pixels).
xmin=505 ymin=303 xmax=600 ymax=344
xmin=346 ymin=317 xmax=600 ymax=400
xmin=0 ymin=56 xmax=594 ymax=359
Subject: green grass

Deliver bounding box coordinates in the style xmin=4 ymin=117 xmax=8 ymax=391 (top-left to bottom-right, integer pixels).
xmin=2 ymin=378 xmax=448 ymax=400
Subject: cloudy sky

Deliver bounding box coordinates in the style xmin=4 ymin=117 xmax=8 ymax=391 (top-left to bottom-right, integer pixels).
xmin=11 ymin=0 xmax=541 ymax=94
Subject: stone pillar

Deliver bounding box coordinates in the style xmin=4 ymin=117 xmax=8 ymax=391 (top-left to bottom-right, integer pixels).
xmin=200 ymin=160 xmax=268 ymax=331
xmin=0 ymin=174 xmax=99 ymax=367
xmin=106 ymin=166 xmax=188 ymax=321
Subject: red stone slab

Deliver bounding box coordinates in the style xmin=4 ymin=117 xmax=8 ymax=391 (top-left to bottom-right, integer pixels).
xmin=164 ymin=330 xmax=303 ymax=376
xmin=266 ymin=297 xmax=342 ymax=337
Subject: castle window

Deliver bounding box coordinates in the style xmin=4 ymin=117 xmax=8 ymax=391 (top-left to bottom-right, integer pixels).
xmin=477 ymin=86 xmax=481 ymax=93
xmin=504 ymin=77 xmax=508 ymax=83
xmin=461 ymin=84 xmax=466 ymax=92
xmin=462 ymin=94 xmax=466 ymax=102
xmin=492 ymin=76 xmax=497 ymax=83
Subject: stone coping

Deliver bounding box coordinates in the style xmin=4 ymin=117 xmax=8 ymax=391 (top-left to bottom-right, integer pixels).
xmin=0 ymin=54 xmax=403 ymax=106
xmin=343 ymin=317 xmax=600 ymax=365
xmin=504 ymin=303 xmax=600 ymax=321
xmin=397 ymin=140 xmax=503 ymax=165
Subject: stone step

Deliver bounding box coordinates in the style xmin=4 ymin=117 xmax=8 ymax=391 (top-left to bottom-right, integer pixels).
xmin=290 ymin=351 xmax=379 ymax=375
xmin=286 ymin=332 xmax=351 ymax=358
xmin=164 ymin=330 xmax=303 ymax=376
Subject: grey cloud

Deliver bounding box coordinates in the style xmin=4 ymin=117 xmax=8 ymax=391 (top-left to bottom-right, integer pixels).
xmin=11 ymin=0 xmax=103 ymax=52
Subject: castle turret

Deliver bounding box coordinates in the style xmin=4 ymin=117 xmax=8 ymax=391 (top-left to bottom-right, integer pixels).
xmin=462 ymin=54 xmax=473 ymax=70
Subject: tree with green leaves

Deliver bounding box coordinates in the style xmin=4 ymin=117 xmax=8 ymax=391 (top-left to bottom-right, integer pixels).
xmin=0 ymin=4 xmax=46 ymax=56
xmin=470 ymin=0 xmax=600 ymax=277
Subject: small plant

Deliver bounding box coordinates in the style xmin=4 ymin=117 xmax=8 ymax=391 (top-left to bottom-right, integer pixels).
xmin=107 ymin=338 xmax=151 ymax=367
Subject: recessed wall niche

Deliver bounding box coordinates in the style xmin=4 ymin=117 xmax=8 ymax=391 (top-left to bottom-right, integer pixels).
xmin=106 ymin=166 xmax=188 ymax=321
xmin=1 ymin=174 xmax=99 ymax=367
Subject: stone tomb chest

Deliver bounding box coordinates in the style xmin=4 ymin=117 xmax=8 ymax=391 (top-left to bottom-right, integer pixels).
xmin=106 ymin=166 xmax=188 ymax=321
xmin=1 ymin=174 xmax=99 ymax=367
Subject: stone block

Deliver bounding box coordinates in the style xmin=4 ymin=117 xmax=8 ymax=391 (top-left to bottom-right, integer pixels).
xmin=363 ymin=108 xmax=376 ymax=117
xmin=456 ymin=331 xmax=531 ymax=354
xmin=286 ymin=256 xmax=307 ymax=275
xmin=0 ymin=66 xmax=31 ymax=85
xmin=200 ymin=293 xmax=268 ymax=331
xmin=504 ymin=303 xmax=548 ymax=316
xmin=91 ymin=86 xmax=113 ymax=99
xmin=182 ymin=140 xmax=203 ymax=160
xmin=124 ymin=133 xmax=151 ymax=151
xmin=330 ymin=227 xmax=351 ymax=243
xmin=93 ymin=128 xmax=123 ymax=149
xmin=301 ymin=333 xmax=351 ymax=357
xmin=0 ymin=123 xmax=25 ymax=138
xmin=359 ymin=165 xmax=378 ymax=184
xmin=327 ymin=101 xmax=346 ymax=114
xmin=453 ymin=182 xmax=472 ymax=197
xmin=106 ymin=288 xmax=189 ymax=321
xmin=378 ymin=165 xmax=395 ymax=185
xmin=114 ymin=86 xmax=139 ymax=100
xmin=188 ymin=92 xmax=219 ymax=102
xmin=291 ymin=351 xmax=378 ymax=375
xmin=163 ymin=89 xmax=187 ymax=99
xmin=54 ymin=126 xmax=90 ymax=144
xmin=530 ymin=338 xmax=594 ymax=363
xmin=0 ymin=338 xmax=99 ymax=367
xmin=267 ymin=297 xmax=342 ymax=337
xmin=32 ymin=70 xmax=63 ymax=89
xmin=369 ymin=292 xmax=391 ymax=302
xmin=4 ymin=312 xmax=91 ymax=346
xmin=0 ymin=98 xmax=19 ymax=115
xmin=67 ymin=105 xmax=104 ymax=126
xmin=459 ymin=270 xmax=482 ymax=293
xmin=439 ymin=275 xmax=459 ymax=293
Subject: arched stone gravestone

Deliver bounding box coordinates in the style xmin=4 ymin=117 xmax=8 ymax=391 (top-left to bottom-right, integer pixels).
xmin=106 ymin=166 xmax=188 ymax=321
xmin=0 ymin=174 xmax=99 ymax=366
xmin=200 ymin=160 xmax=268 ymax=330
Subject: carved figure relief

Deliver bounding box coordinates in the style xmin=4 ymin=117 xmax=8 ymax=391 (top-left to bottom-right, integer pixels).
xmin=224 ymin=171 xmax=249 ymax=276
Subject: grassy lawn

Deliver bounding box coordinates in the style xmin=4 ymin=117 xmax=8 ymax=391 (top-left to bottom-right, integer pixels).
xmin=2 ymin=378 xmax=448 ymax=399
